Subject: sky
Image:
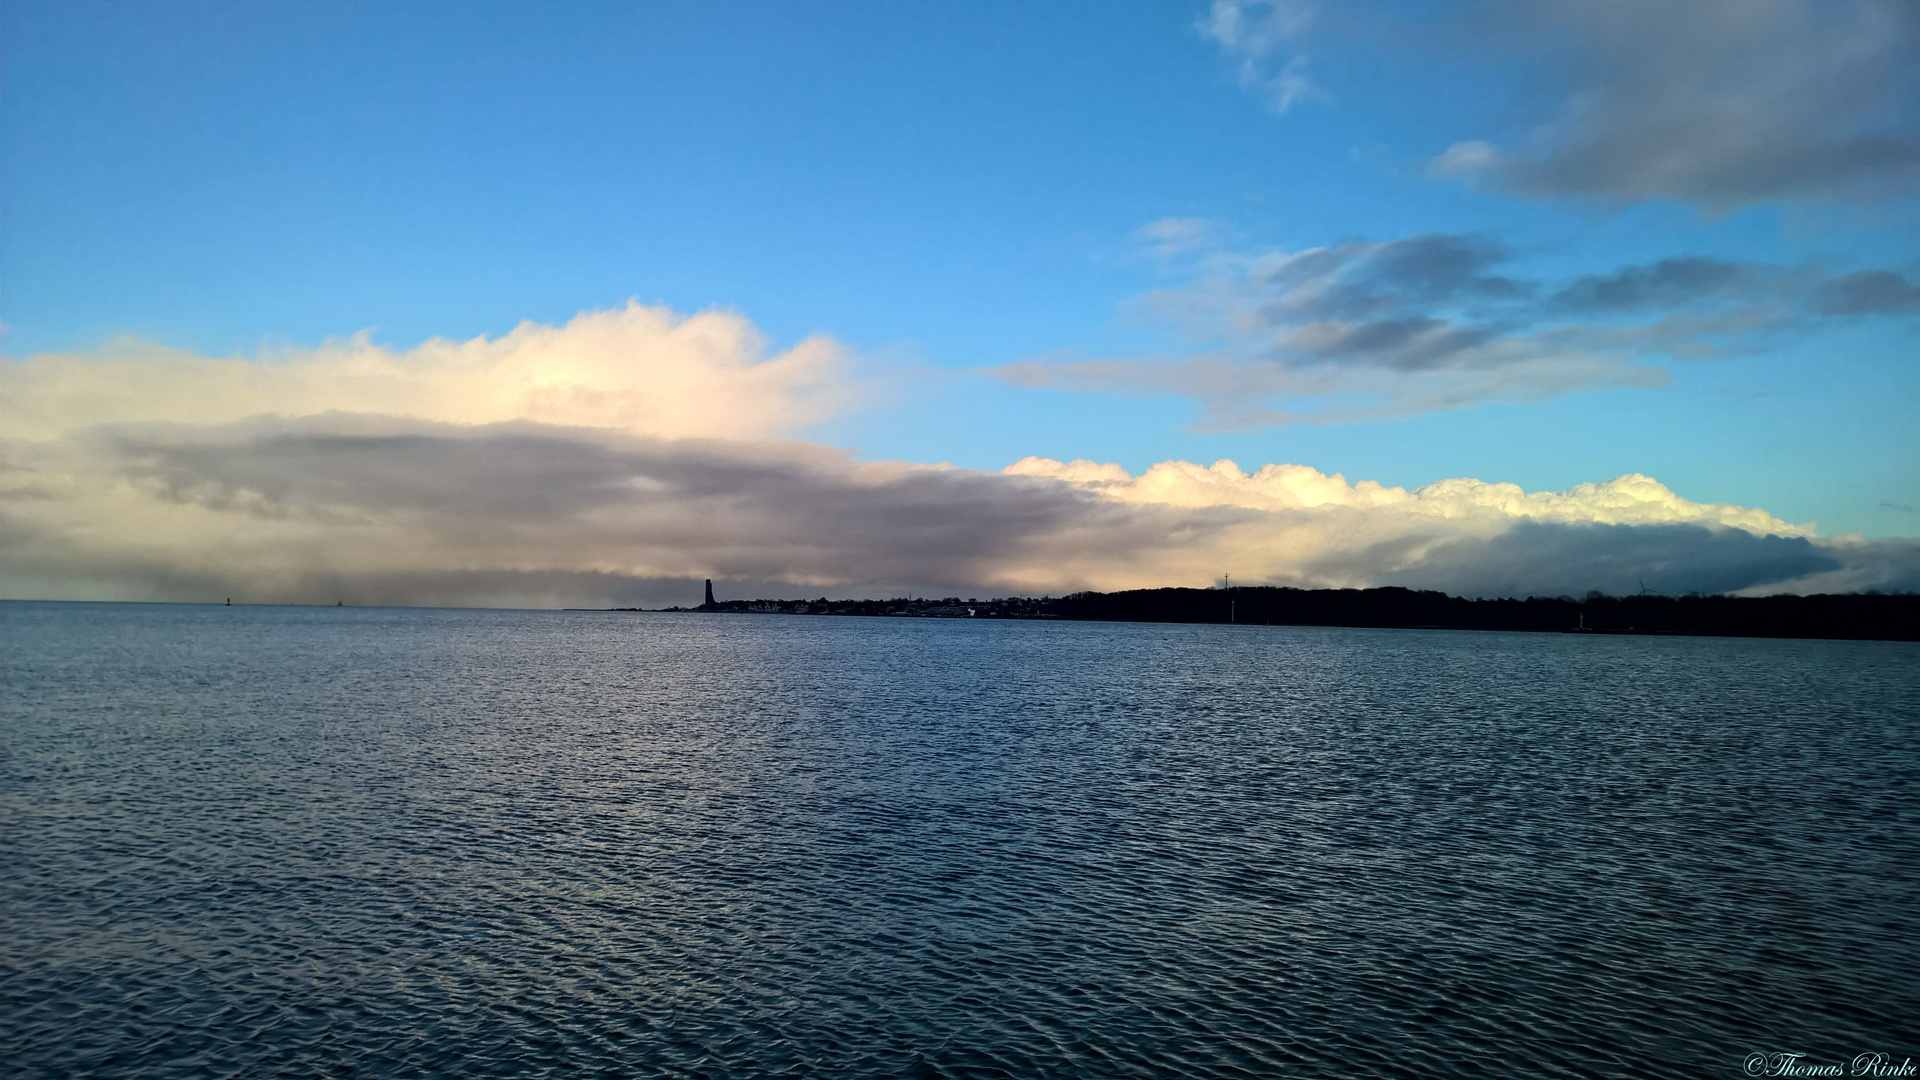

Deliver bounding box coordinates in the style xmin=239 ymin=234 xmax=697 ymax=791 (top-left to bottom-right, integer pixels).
xmin=3 ymin=0 xmax=1918 ymax=606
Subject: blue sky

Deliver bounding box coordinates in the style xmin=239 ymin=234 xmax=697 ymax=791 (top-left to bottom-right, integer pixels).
xmin=3 ymin=0 xmax=1917 ymax=605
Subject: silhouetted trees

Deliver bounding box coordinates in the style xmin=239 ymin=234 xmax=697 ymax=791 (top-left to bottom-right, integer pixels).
xmin=1050 ymin=586 xmax=1918 ymax=641
xmin=652 ymin=585 xmax=1917 ymax=641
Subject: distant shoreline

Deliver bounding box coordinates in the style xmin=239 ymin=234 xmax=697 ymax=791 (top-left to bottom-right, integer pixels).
xmin=618 ymin=586 xmax=1919 ymax=642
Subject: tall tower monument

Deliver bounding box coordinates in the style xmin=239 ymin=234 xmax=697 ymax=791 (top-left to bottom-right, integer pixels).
xmin=703 ymin=579 xmax=717 ymax=608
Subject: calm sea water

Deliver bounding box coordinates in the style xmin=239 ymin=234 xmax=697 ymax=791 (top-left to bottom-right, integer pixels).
xmin=3 ymin=601 xmax=1916 ymax=1079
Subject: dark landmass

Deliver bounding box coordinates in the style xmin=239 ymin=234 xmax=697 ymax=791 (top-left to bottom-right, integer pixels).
xmin=620 ymin=582 xmax=1920 ymax=641
xmin=1047 ymin=587 xmax=1918 ymax=641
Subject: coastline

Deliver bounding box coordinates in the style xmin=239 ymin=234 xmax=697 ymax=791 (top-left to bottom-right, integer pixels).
xmin=619 ymin=585 xmax=1920 ymax=642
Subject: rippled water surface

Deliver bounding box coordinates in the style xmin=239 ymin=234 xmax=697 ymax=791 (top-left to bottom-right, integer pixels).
xmin=3 ymin=601 xmax=1917 ymax=1078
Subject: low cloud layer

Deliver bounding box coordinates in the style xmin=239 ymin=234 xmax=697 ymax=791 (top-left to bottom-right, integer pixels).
xmin=4 ymin=303 xmax=1913 ymax=607
xmin=996 ymin=231 xmax=1920 ymax=428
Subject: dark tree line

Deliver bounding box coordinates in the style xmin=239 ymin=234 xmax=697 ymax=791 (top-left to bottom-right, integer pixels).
xmin=658 ymin=586 xmax=1919 ymax=641
xmin=1050 ymin=586 xmax=1918 ymax=641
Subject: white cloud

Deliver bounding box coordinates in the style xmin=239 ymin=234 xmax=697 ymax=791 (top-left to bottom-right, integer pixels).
xmin=1 ymin=300 xmax=852 ymax=444
xmin=1005 ymin=457 xmax=1811 ymax=535
xmin=1197 ymin=0 xmax=1325 ymax=115
xmin=1000 ymin=456 xmax=1857 ymax=597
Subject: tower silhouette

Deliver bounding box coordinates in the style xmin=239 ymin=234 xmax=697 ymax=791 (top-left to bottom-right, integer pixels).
xmin=704 ymin=579 xmax=717 ymax=608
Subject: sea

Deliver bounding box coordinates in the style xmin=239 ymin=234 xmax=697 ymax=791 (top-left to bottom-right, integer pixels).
xmin=3 ymin=601 xmax=1916 ymax=1078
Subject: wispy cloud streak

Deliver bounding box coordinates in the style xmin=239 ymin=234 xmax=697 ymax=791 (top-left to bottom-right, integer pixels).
xmin=1197 ymin=0 xmax=1325 ymax=114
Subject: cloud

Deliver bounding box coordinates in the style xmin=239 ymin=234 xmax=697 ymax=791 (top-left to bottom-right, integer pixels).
xmin=1004 ymin=457 xmax=1903 ymax=597
xmin=1549 ymin=258 xmax=1757 ymax=313
xmin=1812 ymin=271 xmax=1920 ymax=316
xmin=0 ymin=300 xmax=852 ymax=443
xmin=1368 ymin=522 xmax=1838 ymax=599
xmin=1761 ymin=535 xmax=1920 ymax=595
xmin=1429 ymin=140 xmax=1497 ymax=178
xmin=1197 ymin=0 xmax=1325 ymax=115
xmin=4 ymin=303 xmax=1911 ymax=606
xmin=1003 ymin=457 xmax=1811 ymax=533
xmin=1135 ymin=217 xmax=1217 ymax=259
xmin=993 ymin=232 xmax=1920 ymax=429
xmin=1432 ymin=0 xmax=1920 ymax=206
